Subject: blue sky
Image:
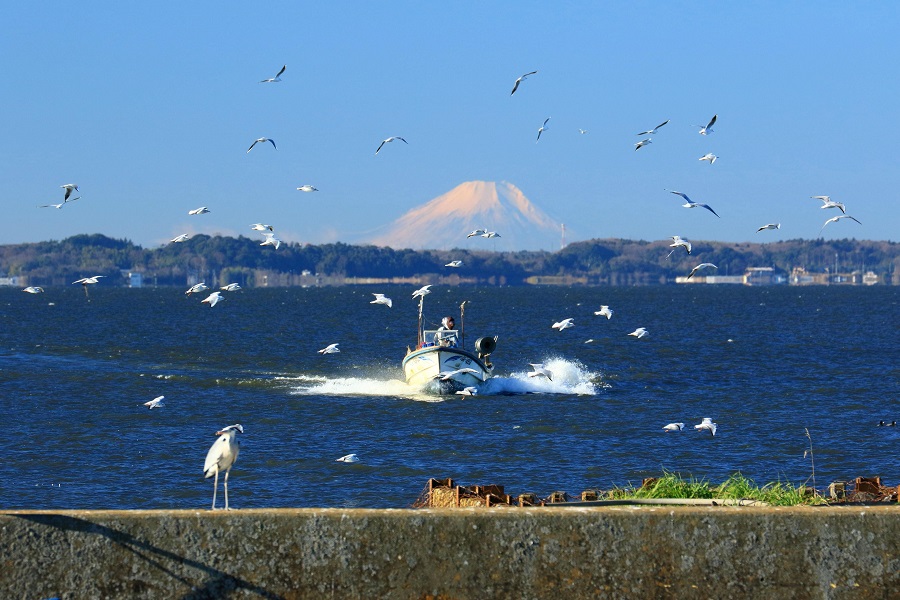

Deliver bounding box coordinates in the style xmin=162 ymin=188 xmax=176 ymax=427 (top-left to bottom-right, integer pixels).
xmin=3 ymin=2 xmax=898 ymax=251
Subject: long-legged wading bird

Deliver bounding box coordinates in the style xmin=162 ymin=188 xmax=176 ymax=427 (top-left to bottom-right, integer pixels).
xmin=204 ymin=424 xmax=243 ymax=510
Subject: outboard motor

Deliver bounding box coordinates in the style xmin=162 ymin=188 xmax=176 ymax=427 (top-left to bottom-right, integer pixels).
xmin=475 ymin=336 xmax=498 ymax=369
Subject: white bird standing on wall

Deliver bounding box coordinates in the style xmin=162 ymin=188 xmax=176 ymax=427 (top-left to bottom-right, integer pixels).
xmin=204 ymin=424 xmax=243 ymax=510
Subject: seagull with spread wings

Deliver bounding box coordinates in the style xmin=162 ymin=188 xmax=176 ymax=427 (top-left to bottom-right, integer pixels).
xmin=375 ymin=136 xmax=407 ymax=155
xmin=636 ymin=120 xmax=669 ymax=135
xmin=510 ymin=70 xmax=537 ymax=95
xmin=247 ymin=138 xmax=276 ymax=153
xmin=688 ymin=263 xmax=718 ymax=278
xmin=666 ymin=190 xmax=721 ymax=218
xmin=259 ymin=64 xmax=286 ymax=83
xmin=696 ymin=114 xmax=717 ymax=135
xmin=820 ymin=214 xmax=862 ymax=233
xmin=536 ymin=117 xmax=551 ymax=142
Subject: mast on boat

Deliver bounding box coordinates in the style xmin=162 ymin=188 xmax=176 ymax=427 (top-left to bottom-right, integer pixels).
xmin=417 ymin=295 xmax=424 ymax=349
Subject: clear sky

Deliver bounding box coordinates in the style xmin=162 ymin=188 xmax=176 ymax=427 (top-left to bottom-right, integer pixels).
xmin=4 ymin=1 xmax=898 ymax=251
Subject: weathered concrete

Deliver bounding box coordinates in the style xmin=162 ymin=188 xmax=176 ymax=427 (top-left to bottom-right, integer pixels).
xmin=2 ymin=506 xmax=898 ymax=599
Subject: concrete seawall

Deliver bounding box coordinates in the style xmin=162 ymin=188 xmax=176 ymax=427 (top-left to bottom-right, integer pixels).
xmin=2 ymin=506 xmax=898 ymax=599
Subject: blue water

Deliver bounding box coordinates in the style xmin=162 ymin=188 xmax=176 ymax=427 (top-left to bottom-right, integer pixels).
xmin=0 ymin=285 xmax=897 ymax=509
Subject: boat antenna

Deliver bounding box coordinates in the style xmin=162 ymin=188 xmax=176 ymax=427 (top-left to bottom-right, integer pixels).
xmin=417 ymin=295 xmax=425 ymax=349
xmin=460 ymin=300 xmax=469 ymax=349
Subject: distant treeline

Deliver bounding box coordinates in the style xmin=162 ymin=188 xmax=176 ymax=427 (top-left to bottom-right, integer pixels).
xmin=1 ymin=233 xmax=897 ymax=286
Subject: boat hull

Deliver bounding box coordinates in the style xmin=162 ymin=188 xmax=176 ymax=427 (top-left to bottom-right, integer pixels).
xmin=402 ymin=346 xmax=491 ymax=393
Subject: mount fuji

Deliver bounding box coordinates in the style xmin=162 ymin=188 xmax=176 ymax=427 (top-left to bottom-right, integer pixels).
xmin=359 ymin=181 xmax=564 ymax=251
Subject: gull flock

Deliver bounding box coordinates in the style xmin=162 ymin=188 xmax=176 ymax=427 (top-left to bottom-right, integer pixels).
xmin=24 ymin=64 xmax=875 ymax=510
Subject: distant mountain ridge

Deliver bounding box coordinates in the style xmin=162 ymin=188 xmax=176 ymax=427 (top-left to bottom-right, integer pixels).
xmin=361 ymin=181 xmax=563 ymax=251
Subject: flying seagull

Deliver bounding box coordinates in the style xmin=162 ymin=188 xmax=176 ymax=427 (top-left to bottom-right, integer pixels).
xmin=636 ymin=120 xmax=669 ymax=136
xmin=259 ymin=64 xmax=286 ymax=83
xmin=666 ymin=190 xmax=721 ymax=218
xmin=60 ymin=184 xmax=79 ymax=201
xmin=436 ymin=368 xmax=480 ymax=381
xmin=250 ymin=223 xmax=273 ymax=231
xmin=812 ymin=196 xmax=847 ymax=213
xmin=663 ymin=422 xmax=685 ymax=432
xmin=204 ymin=424 xmax=243 ymax=510
xmin=510 ymin=70 xmax=538 ymax=95
xmin=455 ymin=387 xmax=478 ymax=396
xmin=696 ymin=114 xmax=717 ymax=135
xmin=594 ymin=305 xmax=613 ymax=319
xmin=551 ymin=318 xmax=574 ymax=331
xmin=185 ymin=282 xmax=209 ymax=295
xmin=667 ymin=235 xmax=692 ymax=257
xmin=188 ymin=207 xmax=210 ymax=215
xmin=411 ymin=285 xmax=432 ymax=299
xmin=336 ymin=453 xmax=359 ymax=463
xmin=578 ymin=128 xmax=588 ymax=134
xmin=528 ymin=363 xmax=553 ymax=381
xmin=628 ymin=327 xmax=649 ymax=339
xmin=370 ymin=293 xmax=392 ymax=308
xmin=72 ymin=275 xmax=105 ymax=285
xmin=699 ymin=153 xmax=718 ymax=164
xmin=757 ymin=223 xmax=781 ymax=233
xmin=247 ymin=138 xmax=276 ymax=153
xmin=171 ymin=234 xmax=190 ymax=243
xmin=466 ymin=229 xmax=486 ymax=238
xmin=445 ymin=260 xmax=463 ymax=268
xmin=39 ymin=197 xmax=79 ymax=209
xmin=695 ymin=417 xmax=717 ymax=437
xmin=23 ymin=286 xmax=44 ymax=294
xmin=260 ymin=232 xmax=281 ymax=249
xmin=635 ymin=138 xmax=652 ymax=151
xmin=688 ymin=263 xmax=718 ymax=278
xmin=481 ymin=231 xmax=501 ymax=238
xmin=296 ymin=185 xmax=318 ymax=192
xmin=375 ymin=136 xmax=407 ymax=155
xmin=536 ymin=117 xmax=551 ymax=142
xmin=143 ymin=396 xmax=165 ymax=409
xmin=318 ymin=343 xmax=340 ymax=354
xmin=820 ymin=215 xmax=862 ymax=233
xmin=201 ymin=291 xmax=224 ymax=307
xmin=220 ymin=283 xmax=241 ymax=292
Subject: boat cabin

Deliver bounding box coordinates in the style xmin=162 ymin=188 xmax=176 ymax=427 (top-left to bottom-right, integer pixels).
xmin=420 ymin=329 xmax=459 ymax=349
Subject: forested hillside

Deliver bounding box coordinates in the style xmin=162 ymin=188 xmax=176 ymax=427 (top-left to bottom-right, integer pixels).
xmin=1 ymin=234 xmax=896 ymax=286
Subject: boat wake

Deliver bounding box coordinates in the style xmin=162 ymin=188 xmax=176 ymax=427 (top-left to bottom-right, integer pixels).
xmin=284 ymin=358 xmax=602 ymax=399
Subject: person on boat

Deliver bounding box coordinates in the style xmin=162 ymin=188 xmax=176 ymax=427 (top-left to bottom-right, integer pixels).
xmin=434 ymin=316 xmax=458 ymax=347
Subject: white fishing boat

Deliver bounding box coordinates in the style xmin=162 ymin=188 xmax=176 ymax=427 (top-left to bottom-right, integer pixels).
xmin=402 ymin=298 xmax=497 ymax=394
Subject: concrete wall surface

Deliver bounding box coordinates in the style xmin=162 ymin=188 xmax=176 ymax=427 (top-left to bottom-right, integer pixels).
xmin=1 ymin=506 xmax=898 ymax=599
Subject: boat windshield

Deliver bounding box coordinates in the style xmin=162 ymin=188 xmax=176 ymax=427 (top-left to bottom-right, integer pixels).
xmin=422 ymin=329 xmax=459 ymax=348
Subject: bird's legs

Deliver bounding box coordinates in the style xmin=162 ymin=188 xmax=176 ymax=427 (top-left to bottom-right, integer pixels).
xmin=211 ymin=470 xmax=219 ymax=510
xmin=224 ymin=471 xmax=229 ymax=510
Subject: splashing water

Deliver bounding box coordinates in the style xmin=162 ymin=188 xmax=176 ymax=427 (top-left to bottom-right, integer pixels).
xmin=286 ymin=358 xmax=602 ymax=399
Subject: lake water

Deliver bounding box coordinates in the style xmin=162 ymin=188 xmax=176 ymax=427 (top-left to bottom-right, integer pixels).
xmin=0 ymin=284 xmax=897 ymax=510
